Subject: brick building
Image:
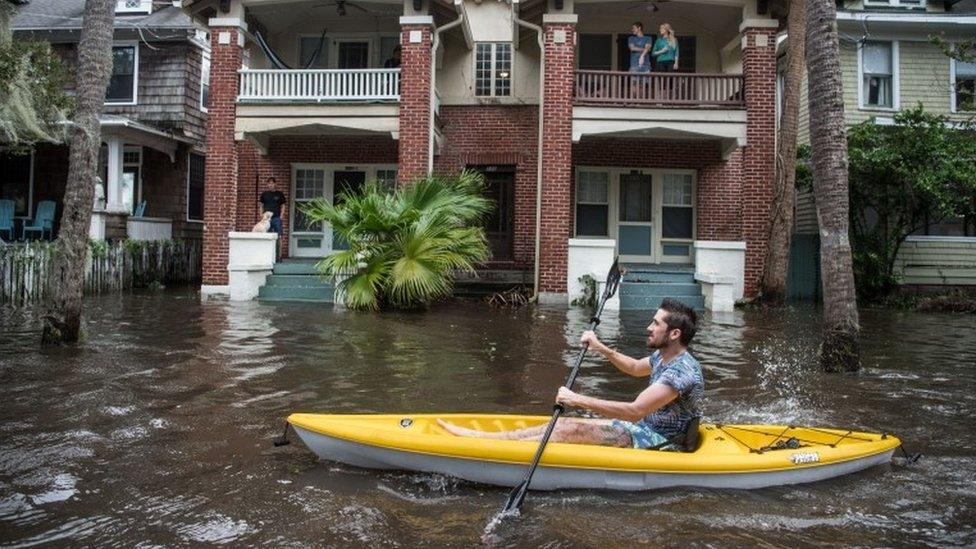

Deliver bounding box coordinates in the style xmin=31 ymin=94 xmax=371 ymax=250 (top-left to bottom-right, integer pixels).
xmin=183 ymin=0 xmax=785 ymax=306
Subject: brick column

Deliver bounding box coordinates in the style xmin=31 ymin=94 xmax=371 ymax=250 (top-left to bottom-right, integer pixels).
xmin=538 ymin=17 xmax=576 ymax=300
xmin=740 ymin=24 xmax=777 ymax=296
xmin=397 ymin=18 xmax=433 ymax=185
xmin=202 ymin=25 xmax=243 ymax=289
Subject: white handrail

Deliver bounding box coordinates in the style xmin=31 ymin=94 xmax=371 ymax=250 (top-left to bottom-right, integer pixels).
xmin=238 ymin=68 xmax=401 ymax=102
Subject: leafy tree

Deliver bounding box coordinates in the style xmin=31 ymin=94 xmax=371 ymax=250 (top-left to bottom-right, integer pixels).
xmin=847 ymin=105 xmax=976 ymax=299
xmin=0 ymin=1 xmax=72 ymax=151
xmin=302 ymin=171 xmax=492 ymax=311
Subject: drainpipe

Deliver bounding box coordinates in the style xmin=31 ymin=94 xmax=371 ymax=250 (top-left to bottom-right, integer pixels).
xmin=513 ymin=4 xmax=544 ymax=301
xmin=428 ymin=6 xmax=465 ymax=175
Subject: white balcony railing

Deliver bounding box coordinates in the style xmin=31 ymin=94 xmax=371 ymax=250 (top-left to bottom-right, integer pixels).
xmin=238 ymin=68 xmax=401 ymax=102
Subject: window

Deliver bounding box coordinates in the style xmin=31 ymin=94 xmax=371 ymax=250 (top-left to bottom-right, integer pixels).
xmin=200 ymin=52 xmax=210 ymax=112
xmin=293 ymin=168 xmax=325 ymax=231
xmin=187 ymin=153 xmax=205 ymax=221
xmin=861 ymin=41 xmax=894 ymax=109
xmin=0 ymin=151 xmax=32 ymax=217
xmin=662 ymin=173 xmax=694 ymax=240
xmin=380 ymin=36 xmax=399 ymax=68
xmin=121 ymin=147 xmax=141 ymax=214
xmin=115 ymin=0 xmax=151 ymax=14
xmin=579 ymin=34 xmax=612 ymax=70
xmin=475 ymin=43 xmax=512 ymax=97
xmin=299 ymin=36 xmax=329 ymax=69
xmin=953 ymin=58 xmax=976 ymax=113
xmin=575 ymin=172 xmax=609 ymax=236
xmin=375 ymin=169 xmax=397 ymax=192
xmin=106 ymin=45 xmax=137 ymax=104
xmin=337 ymin=41 xmax=369 ymax=69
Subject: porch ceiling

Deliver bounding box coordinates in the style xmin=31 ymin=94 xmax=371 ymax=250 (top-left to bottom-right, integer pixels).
xmin=245 ymin=0 xmax=401 ymax=34
xmin=575 ymin=0 xmax=743 ymax=47
xmin=235 ymin=104 xmax=399 ymax=153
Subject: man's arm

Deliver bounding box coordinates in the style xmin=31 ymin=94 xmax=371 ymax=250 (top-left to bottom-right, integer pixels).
xmin=557 ymin=384 xmax=678 ymax=423
xmin=580 ymin=330 xmax=651 ymax=377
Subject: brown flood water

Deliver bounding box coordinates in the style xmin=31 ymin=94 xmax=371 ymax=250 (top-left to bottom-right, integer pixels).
xmin=0 ymin=289 xmax=974 ymax=547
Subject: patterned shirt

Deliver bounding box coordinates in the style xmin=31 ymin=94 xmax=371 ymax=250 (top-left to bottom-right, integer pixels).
xmin=641 ymin=350 xmax=704 ymax=439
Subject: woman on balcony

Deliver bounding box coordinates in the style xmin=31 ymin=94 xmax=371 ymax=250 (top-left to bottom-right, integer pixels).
xmin=652 ymin=24 xmax=679 ymax=72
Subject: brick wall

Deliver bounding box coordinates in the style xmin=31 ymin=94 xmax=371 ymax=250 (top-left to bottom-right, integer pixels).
xmin=202 ymin=26 xmax=242 ymax=286
xmin=741 ymin=27 xmax=777 ymax=296
xmin=539 ymin=22 xmax=577 ymax=294
xmin=697 ymin=148 xmax=743 ymax=241
xmin=235 ymin=136 xmax=398 ymax=258
xmin=397 ymin=24 xmax=433 ymax=185
xmin=433 ymin=105 xmax=539 ymax=267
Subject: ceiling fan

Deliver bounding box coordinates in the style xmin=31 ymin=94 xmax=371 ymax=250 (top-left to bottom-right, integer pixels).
xmin=628 ymin=0 xmax=670 ymax=12
xmin=314 ymin=0 xmax=370 ymax=16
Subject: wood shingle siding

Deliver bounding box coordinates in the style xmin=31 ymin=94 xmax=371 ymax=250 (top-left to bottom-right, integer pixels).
xmin=896 ymin=238 xmax=976 ymax=285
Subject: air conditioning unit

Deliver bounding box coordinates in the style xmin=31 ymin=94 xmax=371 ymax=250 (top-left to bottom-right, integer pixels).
xmin=863 ymin=0 xmax=927 ymax=9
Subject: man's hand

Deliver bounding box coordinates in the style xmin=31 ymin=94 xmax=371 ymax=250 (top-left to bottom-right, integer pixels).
xmin=556 ymin=387 xmax=582 ymax=408
xmin=580 ymin=330 xmax=603 ymax=351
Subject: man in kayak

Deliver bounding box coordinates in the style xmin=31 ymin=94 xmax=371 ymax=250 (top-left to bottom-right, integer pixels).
xmin=438 ymin=298 xmax=704 ymax=450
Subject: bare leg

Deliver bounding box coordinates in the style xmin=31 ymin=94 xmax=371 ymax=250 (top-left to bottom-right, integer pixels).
xmin=437 ymin=418 xmax=632 ymax=448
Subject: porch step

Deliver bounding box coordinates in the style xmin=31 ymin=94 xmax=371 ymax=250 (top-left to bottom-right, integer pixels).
xmin=453 ymin=269 xmax=533 ymax=297
xmin=263 ymin=274 xmax=332 ymax=288
xmin=273 ymin=260 xmax=320 ymax=276
xmin=257 ymin=282 xmax=334 ymax=303
xmin=619 ymin=264 xmax=704 ymax=310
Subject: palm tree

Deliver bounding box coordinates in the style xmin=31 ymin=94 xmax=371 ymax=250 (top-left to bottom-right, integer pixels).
xmin=805 ymin=0 xmax=860 ymax=371
xmin=43 ymin=0 xmax=115 ymax=343
xmin=762 ymin=0 xmax=805 ymax=305
xmin=302 ymin=170 xmax=492 ymax=311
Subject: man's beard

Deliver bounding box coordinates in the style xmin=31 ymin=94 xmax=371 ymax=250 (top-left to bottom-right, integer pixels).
xmin=646 ymin=334 xmax=667 ymax=350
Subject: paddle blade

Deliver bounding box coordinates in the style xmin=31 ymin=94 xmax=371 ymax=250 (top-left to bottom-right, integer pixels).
xmin=603 ymin=257 xmax=623 ymax=300
xmin=502 ymin=480 xmax=529 ymax=514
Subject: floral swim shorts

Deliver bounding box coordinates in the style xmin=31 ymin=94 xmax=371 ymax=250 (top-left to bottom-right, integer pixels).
xmin=612 ymin=419 xmax=673 ymax=450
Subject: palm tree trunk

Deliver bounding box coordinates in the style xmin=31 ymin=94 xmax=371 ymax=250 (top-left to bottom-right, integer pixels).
xmin=804 ymin=0 xmax=860 ymax=371
xmin=42 ymin=0 xmax=115 ymax=344
xmin=761 ymin=0 xmax=805 ymax=305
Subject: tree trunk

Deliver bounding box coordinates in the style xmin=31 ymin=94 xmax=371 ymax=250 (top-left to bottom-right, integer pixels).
xmin=761 ymin=0 xmax=805 ymax=305
xmin=804 ymin=0 xmax=860 ymax=371
xmin=42 ymin=0 xmax=115 ymax=344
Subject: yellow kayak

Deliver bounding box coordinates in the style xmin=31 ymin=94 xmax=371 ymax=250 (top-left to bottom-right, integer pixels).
xmin=287 ymin=413 xmax=901 ymax=491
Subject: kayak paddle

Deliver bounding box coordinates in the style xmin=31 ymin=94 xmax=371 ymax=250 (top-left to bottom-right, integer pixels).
xmin=500 ymin=258 xmax=622 ymax=515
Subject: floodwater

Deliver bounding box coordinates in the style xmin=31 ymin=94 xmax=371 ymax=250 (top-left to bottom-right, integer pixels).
xmin=0 ymin=289 xmax=974 ymax=547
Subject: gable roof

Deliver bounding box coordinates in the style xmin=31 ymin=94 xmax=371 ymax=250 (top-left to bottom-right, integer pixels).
xmin=11 ymin=0 xmax=195 ymax=34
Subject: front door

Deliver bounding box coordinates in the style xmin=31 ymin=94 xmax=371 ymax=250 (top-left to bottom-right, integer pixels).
xmin=617 ymin=172 xmax=654 ymax=262
xmin=475 ymin=166 xmax=516 ymax=262
xmin=331 ymin=170 xmax=366 ymax=251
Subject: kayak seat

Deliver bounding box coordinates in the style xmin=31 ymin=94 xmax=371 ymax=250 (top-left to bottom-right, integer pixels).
xmin=648 ymin=416 xmax=701 ymax=452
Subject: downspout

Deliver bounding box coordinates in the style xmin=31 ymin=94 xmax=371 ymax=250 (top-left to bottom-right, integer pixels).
xmin=513 ymin=6 xmax=544 ymax=301
xmin=428 ymin=7 xmax=465 ymax=175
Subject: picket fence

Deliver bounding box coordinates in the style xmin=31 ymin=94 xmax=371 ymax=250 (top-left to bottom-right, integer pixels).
xmin=0 ymin=239 xmax=202 ymax=308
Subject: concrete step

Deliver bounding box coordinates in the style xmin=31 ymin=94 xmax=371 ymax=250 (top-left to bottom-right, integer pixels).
xmin=257 ymin=284 xmax=334 ymax=303
xmin=620 ymin=282 xmax=702 ymax=297
xmin=619 ymin=294 xmax=705 ymax=311
xmin=623 ymin=271 xmax=696 ymax=284
xmin=264 ymin=274 xmax=332 ymax=288
xmin=273 ymin=261 xmax=320 ymax=275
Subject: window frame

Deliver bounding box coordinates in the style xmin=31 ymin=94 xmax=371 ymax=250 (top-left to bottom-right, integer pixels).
xmin=105 ymin=42 xmax=139 ymax=106
xmin=186 ymin=152 xmax=206 ymax=222
xmin=857 ymin=40 xmax=899 ymax=111
xmin=574 ymin=170 xmax=611 ymax=237
xmin=474 ymin=42 xmax=513 ymax=98
xmin=950 ymin=54 xmax=976 ymax=113
xmin=200 ymin=50 xmax=210 ymax=113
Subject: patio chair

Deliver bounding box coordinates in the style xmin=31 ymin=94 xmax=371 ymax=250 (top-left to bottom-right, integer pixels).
xmin=133 ymin=200 xmax=147 ymax=218
xmin=0 ymin=200 xmax=14 ymax=242
xmin=22 ymin=200 xmax=56 ymax=241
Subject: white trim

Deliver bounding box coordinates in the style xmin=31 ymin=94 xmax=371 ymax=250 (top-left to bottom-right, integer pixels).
xmin=738 ymin=18 xmax=779 ymax=32
xmin=399 ymin=15 xmax=434 ymax=25
xmin=905 ymin=235 xmax=976 ymax=243
xmin=105 ymin=42 xmax=139 ymax=106
xmin=208 ymin=17 xmax=247 ymax=30
xmin=857 ymin=40 xmax=899 ymax=111
xmin=836 ymin=11 xmax=976 ymax=25
xmin=542 ymin=14 xmax=579 ymax=24
xmin=186 ymin=151 xmax=205 ymax=222
xmin=694 ymin=240 xmax=746 ymax=250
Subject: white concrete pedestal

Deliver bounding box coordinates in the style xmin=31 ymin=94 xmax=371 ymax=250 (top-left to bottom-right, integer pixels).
xmin=567 ymin=238 xmax=620 ymax=311
xmin=228 ymin=231 xmax=277 ymax=301
xmin=693 ymin=240 xmax=746 ymax=312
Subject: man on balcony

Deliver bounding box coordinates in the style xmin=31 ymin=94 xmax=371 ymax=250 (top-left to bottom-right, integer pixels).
xmin=628 ymin=22 xmax=653 ymax=99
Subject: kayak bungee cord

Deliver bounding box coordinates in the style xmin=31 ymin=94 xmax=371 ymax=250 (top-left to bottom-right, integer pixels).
xmin=494 ymin=258 xmax=623 ymax=520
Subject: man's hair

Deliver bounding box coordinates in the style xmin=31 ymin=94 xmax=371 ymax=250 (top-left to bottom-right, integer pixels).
xmin=632 ymin=22 xmax=643 ymax=31
xmin=659 ymin=298 xmax=698 ymax=346
xmin=268 ymin=176 xmax=277 ymax=183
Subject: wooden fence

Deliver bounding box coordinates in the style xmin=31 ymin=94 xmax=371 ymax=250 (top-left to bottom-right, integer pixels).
xmin=1 ymin=239 xmax=202 ymax=308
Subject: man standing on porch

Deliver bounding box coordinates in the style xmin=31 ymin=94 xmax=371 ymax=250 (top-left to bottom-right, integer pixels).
xmin=259 ymin=178 xmax=286 ymax=257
